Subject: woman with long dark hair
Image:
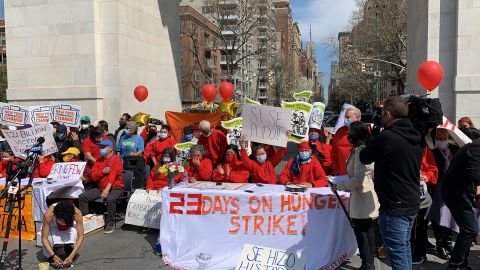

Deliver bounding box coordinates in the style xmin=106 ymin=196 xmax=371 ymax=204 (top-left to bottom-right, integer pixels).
xmin=212 ymin=144 xmax=249 ymax=183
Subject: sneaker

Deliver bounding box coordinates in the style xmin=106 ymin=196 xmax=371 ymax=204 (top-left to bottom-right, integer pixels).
xmin=376 ymin=245 xmax=386 ymax=259
xmin=104 ymin=226 xmax=114 ymax=234
xmin=436 ymin=246 xmax=450 ymax=260
xmin=412 ymin=255 xmax=426 ymax=265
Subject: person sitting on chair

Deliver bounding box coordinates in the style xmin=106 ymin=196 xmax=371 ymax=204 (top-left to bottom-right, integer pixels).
xmin=212 ymin=144 xmax=250 ymax=183
xmin=78 ymin=140 xmax=124 ymax=234
xmin=42 ymin=200 xmax=84 ymax=268
xmin=146 ymin=148 xmax=183 ymax=191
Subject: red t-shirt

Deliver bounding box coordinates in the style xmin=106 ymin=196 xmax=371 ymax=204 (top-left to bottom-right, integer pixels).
xmin=34 ymin=156 xmax=55 ymax=178
xmin=187 ymin=158 xmax=213 ymax=181
xmin=280 ymin=157 xmax=328 ymax=187
xmin=146 ymin=165 xmax=183 ymax=190
xmin=212 ymin=160 xmax=250 ymax=183
xmin=82 ymin=136 xmax=108 ymax=161
xmin=421 ymin=148 xmax=438 ymax=185
xmin=197 ymin=129 xmax=228 ymax=167
xmin=90 ymin=154 xmax=124 ymax=190
xmin=240 ymin=148 xmax=286 ymax=184
xmin=146 ymin=137 xmax=177 ymax=164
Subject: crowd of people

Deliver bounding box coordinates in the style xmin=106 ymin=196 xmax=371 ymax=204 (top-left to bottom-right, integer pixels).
xmin=1 ymin=96 xmax=479 ymax=269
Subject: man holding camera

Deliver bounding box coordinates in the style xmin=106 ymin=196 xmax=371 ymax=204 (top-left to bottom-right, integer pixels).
xmin=360 ymin=96 xmax=424 ymax=270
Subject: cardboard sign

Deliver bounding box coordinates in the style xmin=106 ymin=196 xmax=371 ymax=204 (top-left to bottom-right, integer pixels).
xmin=174 ymin=142 xmax=197 ymax=165
xmin=0 ymin=103 xmax=30 ymax=126
xmin=50 ymin=103 xmax=81 ymax=127
xmin=293 ymin=91 xmax=313 ymax=102
xmin=2 ymin=124 xmax=58 ymax=157
xmin=0 ymin=186 xmax=36 ymax=240
xmin=438 ymin=116 xmax=472 ymax=147
xmin=125 ymin=189 xmax=162 ymax=229
xmin=334 ymin=103 xmax=353 ymax=134
xmin=29 ymin=105 xmax=52 ymax=126
xmin=309 ymin=102 xmax=326 ymax=130
xmin=241 ymin=104 xmax=292 ymax=147
xmin=222 ymin=117 xmax=252 ymax=156
xmin=281 ymin=101 xmax=313 ymax=143
xmin=235 ymin=244 xmax=306 ymax=270
xmin=47 ymin=162 xmax=86 ymax=180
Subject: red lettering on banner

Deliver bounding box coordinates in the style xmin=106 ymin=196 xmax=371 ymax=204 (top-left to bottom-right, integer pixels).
xmin=201 ymin=195 xmax=212 ymax=214
xmin=186 ymin=194 xmax=202 ymax=215
xmin=328 ymin=194 xmax=337 ymax=209
xmin=229 ymin=215 xmax=240 ymax=233
xmin=212 ymin=196 xmax=224 ymax=214
xmin=242 ymin=216 xmax=251 ymax=233
xmin=249 ymin=196 xmax=261 ymax=213
xmin=231 ymin=196 xmax=240 ymax=214
xmin=314 ymin=194 xmax=326 ymax=209
xmin=272 ymin=215 xmax=285 ymax=235
xmin=301 ymin=214 xmax=306 ymax=235
xmin=169 ymin=193 xmax=185 ymax=214
xmin=253 ymin=216 xmax=264 ymax=235
xmin=303 ymin=194 xmax=313 ymax=210
xmin=287 ymin=214 xmax=297 ymax=235
xmin=262 ymin=196 xmax=272 ymax=212
xmin=280 ymin=195 xmax=290 ymax=212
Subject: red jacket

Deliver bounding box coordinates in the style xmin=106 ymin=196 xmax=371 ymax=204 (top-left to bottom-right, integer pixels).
xmin=212 ymin=160 xmax=250 ymax=183
xmin=90 ymin=154 xmax=124 ymax=190
xmin=146 ymin=164 xmax=183 ymax=190
xmin=311 ymin=141 xmax=332 ymax=175
xmin=145 ymin=137 xmax=177 ymax=164
xmin=280 ymin=157 xmax=328 ymax=187
xmin=331 ymin=126 xmax=352 ymax=175
xmin=82 ymin=136 xmax=107 ymax=161
xmin=34 ymin=156 xmax=55 ymax=178
xmin=197 ymin=129 xmax=228 ymax=167
xmin=187 ymin=158 xmax=213 ymax=181
xmin=421 ymin=148 xmax=438 ymax=185
xmin=240 ymin=148 xmax=286 ymax=184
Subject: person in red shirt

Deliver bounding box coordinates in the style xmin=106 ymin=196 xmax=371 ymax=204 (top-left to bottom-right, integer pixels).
xmin=146 ymin=148 xmax=183 ymax=191
xmin=35 ymin=155 xmax=56 ymax=178
xmin=421 ymin=147 xmax=438 ymax=186
xmin=0 ymin=150 xmax=14 ymax=178
xmin=280 ymin=142 xmax=328 ymax=187
xmin=212 ymin=145 xmax=249 ymax=183
xmin=81 ymin=127 xmax=107 ymax=183
xmin=331 ymin=107 xmax=361 ymax=175
xmin=78 ymin=140 xmax=123 ymax=233
xmin=187 ymin=144 xmax=213 ymax=182
xmin=197 ymin=120 xmax=228 ymax=167
xmin=308 ymin=127 xmax=332 ymax=175
xmin=145 ymin=125 xmax=176 ymax=167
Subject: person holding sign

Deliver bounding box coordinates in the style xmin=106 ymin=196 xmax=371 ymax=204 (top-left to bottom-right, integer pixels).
xmin=332 ymin=107 xmax=361 ymax=175
xmin=212 ymin=145 xmax=249 ymax=183
xmin=308 ymin=126 xmax=332 ymax=175
xmin=146 ymin=148 xmax=183 ymax=191
xmin=187 ymin=144 xmax=213 ymax=182
xmin=280 ymin=142 xmax=328 ymax=187
xmin=42 ymin=201 xmax=84 ymax=268
xmin=198 ymin=120 xmax=228 ymax=167
xmin=78 ymin=140 xmax=124 ymax=233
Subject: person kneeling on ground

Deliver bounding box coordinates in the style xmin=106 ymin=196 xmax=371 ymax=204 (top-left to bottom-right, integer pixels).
xmin=78 ymin=140 xmax=124 ymax=234
xmin=42 ymin=201 xmax=84 ymax=268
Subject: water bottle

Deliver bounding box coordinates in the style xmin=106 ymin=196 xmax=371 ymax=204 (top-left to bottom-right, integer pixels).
xmin=155 ymin=238 xmax=162 ymax=256
xmin=183 ymin=172 xmax=189 ymax=185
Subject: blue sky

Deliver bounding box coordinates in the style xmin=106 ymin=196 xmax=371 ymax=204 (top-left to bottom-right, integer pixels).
xmin=290 ymin=0 xmax=356 ymax=101
xmin=0 ymin=0 xmax=4 ymax=19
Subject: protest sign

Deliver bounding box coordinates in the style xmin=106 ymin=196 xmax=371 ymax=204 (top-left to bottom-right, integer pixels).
xmin=2 ymin=124 xmax=58 ymax=157
xmin=47 ymin=162 xmax=86 ymax=180
xmin=222 ymin=117 xmax=252 ymax=155
xmin=438 ymin=116 xmax=472 ymax=147
xmin=0 ymin=103 xmax=30 ymax=126
xmin=334 ymin=103 xmax=353 ymax=134
xmin=309 ymin=102 xmax=326 ymax=130
xmin=281 ymin=101 xmax=313 ymax=143
xmin=241 ymin=103 xmax=291 ymax=147
xmin=29 ymin=105 xmax=52 ymax=126
xmin=0 ymin=186 xmax=35 ymax=240
xmin=125 ymin=189 xmax=162 ymax=229
xmin=244 ymin=97 xmax=261 ymax=106
xmin=293 ymin=91 xmax=313 ymax=102
xmin=50 ymin=103 xmax=81 ymax=127
xmin=235 ymin=244 xmax=306 ymax=270
xmin=174 ymin=142 xmax=197 ymax=165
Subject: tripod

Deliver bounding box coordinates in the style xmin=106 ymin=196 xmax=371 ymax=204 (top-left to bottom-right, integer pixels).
xmin=0 ymin=140 xmax=43 ymax=270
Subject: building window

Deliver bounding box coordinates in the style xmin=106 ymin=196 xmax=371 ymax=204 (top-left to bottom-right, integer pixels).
xmin=202 ymin=6 xmax=214 ymax=14
xmin=193 ymin=68 xmax=200 ymax=82
xmin=0 ymin=34 xmax=5 ymax=46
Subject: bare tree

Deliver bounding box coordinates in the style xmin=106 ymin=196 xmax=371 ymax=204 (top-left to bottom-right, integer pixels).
xmin=270 ymin=54 xmax=296 ymax=106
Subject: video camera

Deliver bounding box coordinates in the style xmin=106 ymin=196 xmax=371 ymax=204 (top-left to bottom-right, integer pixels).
xmin=406 ymin=94 xmax=443 ymax=136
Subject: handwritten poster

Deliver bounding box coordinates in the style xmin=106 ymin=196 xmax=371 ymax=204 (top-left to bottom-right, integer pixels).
xmin=241 ymin=104 xmax=291 ymax=147
xmin=50 ymin=103 xmax=81 ymax=127
xmin=235 ymin=244 xmax=306 ymax=270
xmin=125 ymin=189 xmax=162 ymax=229
xmin=221 ymin=117 xmax=252 ymax=156
xmin=0 ymin=187 xmax=35 ymax=240
xmin=334 ymin=103 xmax=353 ymax=134
xmin=0 ymin=103 xmax=30 ymax=126
xmin=281 ymin=101 xmax=313 ymax=143
xmin=29 ymin=105 xmax=52 ymax=126
xmin=293 ymin=91 xmax=313 ymax=102
xmin=174 ymin=142 xmax=197 ymax=165
xmin=309 ymin=102 xmax=326 ymax=130
xmin=47 ymin=162 xmax=86 ymax=180
xmin=2 ymin=124 xmax=58 ymax=157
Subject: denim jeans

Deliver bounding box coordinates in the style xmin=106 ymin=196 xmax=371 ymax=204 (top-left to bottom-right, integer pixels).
xmin=379 ymin=211 xmax=416 ymax=270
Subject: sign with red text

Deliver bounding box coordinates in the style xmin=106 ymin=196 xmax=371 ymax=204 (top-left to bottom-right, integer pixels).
xmin=47 ymin=162 xmax=86 ymax=180
xmin=2 ymin=124 xmax=58 ymax=157
xmin=125 ymin=189 xmax=162 ymax=229
xmin=235 ymin=244 xmax=306 ymax=270
xmin=0 ymin=103 xmax=30 ymax=126
xmin=29 ymin=105 xmax=52 ymax=126
xmin=50 ymin=103 xmax=81 ymax=127
xmin=438 ymin=116 xmax=472 ymax=147
xmin=160 ymin=185 xmax=357 ymax=270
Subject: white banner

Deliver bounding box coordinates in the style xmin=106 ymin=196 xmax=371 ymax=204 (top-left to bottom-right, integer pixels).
xmin=2 ymin=124 xmax=58 ymax=157
xmin=0 ymin=103 xmax=30 ymax=126
xmin=309 ymin=102 xmax=326 ymax=130
xmin=125 ymin=189 xmax=162 ymax=229
xmin=50 ymin=103 xmax=82 ymax=127
xmin=438 ymin=116 xmax=472 ymax=147
xmin=29 ymin=105 xmax=52 ymax=126
xmin=47 ymin=162 xmax=86 ymax=180
xmin=334 ymin=103 xmax=353 ymax=134
xmin=160 ymin=185 xmax=357 ymax=270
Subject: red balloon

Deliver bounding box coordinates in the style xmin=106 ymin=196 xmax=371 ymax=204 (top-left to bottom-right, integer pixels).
xmin=134 ymin=85 xmax=149 ymax=102
xmin=417 ymin=61 xmax=444 ymax=92
xmin=219 ymin=81 xmax=235 ymax=102
xmin=201 ymin=84 xmax=217 ymax=102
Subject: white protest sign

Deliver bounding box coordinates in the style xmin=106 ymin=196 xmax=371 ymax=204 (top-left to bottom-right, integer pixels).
xmin=29 ymin=105 xmax=52 ymax=126
xmin=281 ymin=101 xmax=313 ymax=143
xmin=241 ymin=103 xmax=292 ymax=147
xmin=50 ymin=103 xmax=81 ymax=127
xmin=334 ymin=103 xmax=353 ymax=134
xmin=47 ymin=162 xmax=86 ymax=180
xmin=125 ymin=189 xmax=162 ymax=229
xmin=2 ymin=124 xmax=58 ymax=157
xmin=293 ymin=91 xmax=313 ymax=102
xmin=222 ymin=117 xmax=252 ymax=156
xmin=235 ymin=244 xmax=306 ymax=270
xmin=309 ymin=102 xmax=326 ymax=130
xmin=438 ymin=116 xmax=472 ymax=147
xmin=244 ymin=97 xmax=261 ymax=106
xmin=0 ymin=103 xmax=30 ymax=126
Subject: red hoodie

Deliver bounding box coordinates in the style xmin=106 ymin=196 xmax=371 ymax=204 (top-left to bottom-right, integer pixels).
xmin=145 ymin=137 xmax=177 ymax=164
xmin=34 ymin=156 xmax=55 ymax=178
xmin=280 ymin=157 xmax=328 ymax=187
xmin=146 ymin=164 xmax=183 ymax=190
xmin=311 ymin=141 xmax=332 ymax=175
xmin=197 ymin=129 xmax=228 ymax=167
xmin=187 ymin=158 xmax=213 ymax=181
xmin=240 ymin=147 xmax=286 ymax=184
xmin=331 ymin=126 xmax=352 ymax=175
xmin=90 ymin=154 xmax=124 ymax=190
xmin=212 ymin=158 xmax=250 ymax=183
xmin=421 ymin=148 xmax=438 ymax=185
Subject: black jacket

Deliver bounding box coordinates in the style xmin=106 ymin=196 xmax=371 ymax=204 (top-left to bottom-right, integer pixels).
xmin=432 ymin=144 xmax=459 ymax=182
xmin=442 ymin=139 xmax=480 ymax=207
xmin=360 ymin=118 xmax=424 ymax=216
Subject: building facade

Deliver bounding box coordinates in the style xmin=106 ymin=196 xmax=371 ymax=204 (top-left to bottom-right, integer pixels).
xmin=0 ymin=20 xmax=6 ymax=65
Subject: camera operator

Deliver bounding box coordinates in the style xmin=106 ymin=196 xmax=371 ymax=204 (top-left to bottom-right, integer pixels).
xmin=359 ymin=96 xmax=424 ymax=269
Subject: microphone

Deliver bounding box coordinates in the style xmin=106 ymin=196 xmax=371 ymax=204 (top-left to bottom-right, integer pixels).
xmin=24 ymin=137 xmax=45 ymax=156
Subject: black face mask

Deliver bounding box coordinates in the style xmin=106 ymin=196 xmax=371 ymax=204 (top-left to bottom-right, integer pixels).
xmin=119 ymin=120 xmax=126 ymax=127
xmin=148 ymin=130 xmax=157 ymax=139
xmin=347 ymin=134 xmax=354 ymax=145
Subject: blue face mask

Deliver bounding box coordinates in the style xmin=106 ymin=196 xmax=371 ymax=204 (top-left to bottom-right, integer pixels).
xmin=162 ymin=157 xmax=171 ymax=163
xmin=309 ymin=134 xmax=319 ymax=141
xmin=183 ymin=134 xmax=193 ymax=142
xmin=124 ymin=130 xmax=130 ymax=136
xmin=299 ymin=151 xmax=311 ymax=160
xmin=256 ymin=154 xmax=267 ymax=163
xmin=100 ymin=149 xmax=108 ymax=157
xmin=344 ymin=118 xmax=353 ymax=127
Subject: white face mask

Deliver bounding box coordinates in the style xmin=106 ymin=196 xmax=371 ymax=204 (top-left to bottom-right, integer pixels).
xmin=81 ymin=124 xmax=89 ymax=130
xmin=436 ymin=141 xmax=449 ymax=150
xmin=159 ymin=132 xmax=168 ymax=139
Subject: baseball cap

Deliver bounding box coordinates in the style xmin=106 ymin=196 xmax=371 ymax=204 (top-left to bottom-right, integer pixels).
xmin=99 ymin=139 xmax=114 ymax=147
xmin=56 ymin=124 xmax=68 ymax=133
xmin=80 ymin=116 xmax=91 ymax=122
xmin=61 ymin=147 xmax=80 ymax=156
